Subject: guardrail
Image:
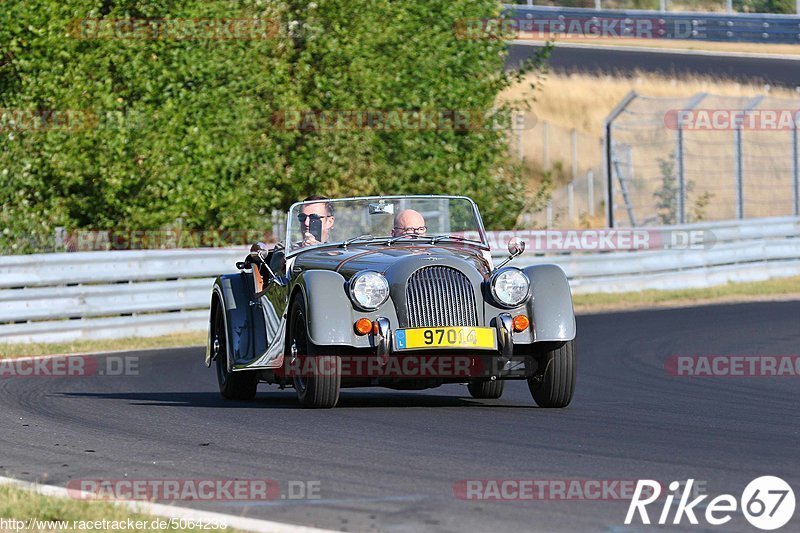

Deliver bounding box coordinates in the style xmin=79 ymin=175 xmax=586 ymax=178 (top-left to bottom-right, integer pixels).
xmin=503 ymin=4 xmax=800 ymax=43
xmin=1 ymin=216 xmax=798 ymax=343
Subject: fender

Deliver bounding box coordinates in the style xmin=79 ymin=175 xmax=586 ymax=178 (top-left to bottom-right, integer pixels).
xmin=296 ymin=270 xmax=375 ymax=348
xmin=205 ymin=273 xmax=265 ymax=368
xmin=523 ymin=264 xmax=576 ymax=342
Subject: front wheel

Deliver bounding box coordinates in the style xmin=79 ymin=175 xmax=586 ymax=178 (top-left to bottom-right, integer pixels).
xmin=214 ymin=306 xmax=258 ymax=401
xmin=289 ymin=297 xmax=341 ymax=409
xmin=467 ymin=379 xmax=504 ymax=399
xmin=527 ymin=340 xmax=575 ymax=408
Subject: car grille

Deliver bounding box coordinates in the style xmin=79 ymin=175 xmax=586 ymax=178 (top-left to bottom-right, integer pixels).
xmin=405 ymin=266 xmax=478 ymax=327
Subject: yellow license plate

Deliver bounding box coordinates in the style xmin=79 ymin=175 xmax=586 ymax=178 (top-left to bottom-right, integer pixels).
xmin=394 ymin=327 xmax=496 ymax=351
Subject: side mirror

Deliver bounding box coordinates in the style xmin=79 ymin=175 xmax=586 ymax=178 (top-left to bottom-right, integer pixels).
xmin=494 ymin=238 xmax=527 ymax=271
xmin=244 ymin=242 xmax=286 ymax=289
xmin=250 ymin=241 xmax=270 ymax=254
xmin=508 ymin=238 xmax=526 ymax=257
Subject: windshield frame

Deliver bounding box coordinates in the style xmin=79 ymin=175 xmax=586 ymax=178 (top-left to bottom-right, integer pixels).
xmin=284 ymin=195 xmax=489 ymax=257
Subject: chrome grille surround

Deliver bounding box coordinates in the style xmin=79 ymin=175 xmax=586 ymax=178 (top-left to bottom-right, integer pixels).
xmin=405 ymin=266 xmax=478 ymax=327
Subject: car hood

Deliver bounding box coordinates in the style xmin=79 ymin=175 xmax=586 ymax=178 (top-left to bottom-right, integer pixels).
xmin=292 ymin=243 xmax=492 ymax=280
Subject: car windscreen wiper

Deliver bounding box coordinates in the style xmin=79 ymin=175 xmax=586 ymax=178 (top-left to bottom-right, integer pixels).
xmin=430 ymin=234 xmax=482 ymax=244
xmin=386 ymin=234 xmax=436 ymax=245
xmin=340 ymin=234 xmax=376 ymax=248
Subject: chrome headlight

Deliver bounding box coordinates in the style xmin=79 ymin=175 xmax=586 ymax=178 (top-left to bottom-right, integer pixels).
xmin=490 ymin=268 xmax=530 ymax=307
xmin=348 ymin=271 xmax=390 ymax=310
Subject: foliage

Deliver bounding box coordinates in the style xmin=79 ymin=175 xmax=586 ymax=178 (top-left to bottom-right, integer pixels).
xmin=0 ymin=0 xmax=548 ymax=253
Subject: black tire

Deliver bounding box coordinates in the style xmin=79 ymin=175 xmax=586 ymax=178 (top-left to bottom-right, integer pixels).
xmin=527 ymin=340 xmax=575 ymax=408
xmin=214 ymin=305 xmax=258 ymax=401
xmin=289 ymin=297 xmax=341 ymax=409
xmin=467 ymin=379 xmax=505 ymax=399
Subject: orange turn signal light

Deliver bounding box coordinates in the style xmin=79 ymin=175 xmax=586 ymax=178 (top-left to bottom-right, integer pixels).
xmin=354 ymin=318 xmax=373 ymax=336
xmin=512 ymin=314 xmax=530 ymax=332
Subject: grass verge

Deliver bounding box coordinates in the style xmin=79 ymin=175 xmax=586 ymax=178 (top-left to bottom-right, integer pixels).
xmin=573 ymin=275 xmax=800 ymax=313
xmin=532 ymin=37 xmax=800 ymax=57
xmin=0 ymin=332 xmax=205 ymax=359
xmin=0 ymin=484 xmax=234 ymax=532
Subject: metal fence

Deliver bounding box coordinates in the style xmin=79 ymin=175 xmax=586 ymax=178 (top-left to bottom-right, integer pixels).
xmin=513 ymin=117 xmax=605 ymax=228
xmin=1 ymin=216 xmax=798 ymax=343
xmin=507 ymin=1 xmax=800 ymax=16
xmin=503 ymin=4 xmax=800 ymax=42
xmin=604 ymin=91 xmax=800 ymax=227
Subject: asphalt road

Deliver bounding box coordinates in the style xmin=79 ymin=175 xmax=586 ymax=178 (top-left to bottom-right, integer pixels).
xmin=507 ymin=42 xmax=800 ymax=87
xmin=2 ymin=301 xmax=799 ymax=532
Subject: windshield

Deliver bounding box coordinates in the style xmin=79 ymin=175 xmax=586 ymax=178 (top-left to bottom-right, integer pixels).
xmin=285 ymin=196 xmax=487 ymax=254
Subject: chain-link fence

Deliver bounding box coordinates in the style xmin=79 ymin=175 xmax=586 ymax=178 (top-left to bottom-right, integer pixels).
xmin=514 ymin=117 xmax=605 ymax=228
xmin=605 ymin=91 xmax=800 ymax=227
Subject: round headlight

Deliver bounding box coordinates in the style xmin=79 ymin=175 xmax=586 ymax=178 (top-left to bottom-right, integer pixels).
xmin=349 ymin=271 xmax=390 ymax=310
xmin=491 ymin=268 xmax=530 ymax=307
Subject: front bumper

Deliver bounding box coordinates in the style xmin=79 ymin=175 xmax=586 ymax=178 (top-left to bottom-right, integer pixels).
xmin=369 ymin=313 xmax=517 ymax=374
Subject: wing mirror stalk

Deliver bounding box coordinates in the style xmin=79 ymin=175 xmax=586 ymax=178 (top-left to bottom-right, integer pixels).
xmin=493 ymin=238 xmax=526 ymax=271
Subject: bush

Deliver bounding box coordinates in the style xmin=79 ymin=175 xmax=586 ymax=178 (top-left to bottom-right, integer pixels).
xmin=0 ymin=0 xmax=544 ymax=253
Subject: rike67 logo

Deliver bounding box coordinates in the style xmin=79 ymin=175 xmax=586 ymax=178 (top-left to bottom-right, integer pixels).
xmin=626 ymin=477 xmax=795 ymax=530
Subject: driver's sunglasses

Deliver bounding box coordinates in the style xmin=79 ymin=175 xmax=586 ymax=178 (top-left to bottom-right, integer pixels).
xmin=394 ymin=226 xmax=427 ymax=235
xmin=297 ymin=214 xmax=331 ymax=223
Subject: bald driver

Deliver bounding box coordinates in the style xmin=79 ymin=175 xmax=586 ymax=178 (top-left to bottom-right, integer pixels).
xmin=391 ymin=209 xmax=427 ymax=237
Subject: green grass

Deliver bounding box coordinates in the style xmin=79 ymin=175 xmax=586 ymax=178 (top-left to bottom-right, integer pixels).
xmin=573 ymin=275 xmax=800 ymax=312
xmin=0 ymin=332 xmax=205 ymax=359
xmin=0 ymin=484 xmax=236 ymax=532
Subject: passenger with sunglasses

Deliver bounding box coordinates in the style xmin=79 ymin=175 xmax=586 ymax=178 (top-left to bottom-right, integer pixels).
xmin=298 ymin=195 xmax=335 ymax=246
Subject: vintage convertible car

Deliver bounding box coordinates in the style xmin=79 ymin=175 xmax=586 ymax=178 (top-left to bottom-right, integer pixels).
xmin=206 ymin=195 xmax=576 ymax=408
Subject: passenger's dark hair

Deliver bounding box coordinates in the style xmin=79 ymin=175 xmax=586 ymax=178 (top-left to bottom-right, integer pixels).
xmin=302 ymin=195 xmax=334 ymax=216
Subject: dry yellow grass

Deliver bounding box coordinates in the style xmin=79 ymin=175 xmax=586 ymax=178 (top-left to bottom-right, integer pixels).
xmin=499 ymin=70 xmax=800 ymax=224
xmin=501 ymin=70 xmax=800 ymax=138
xmin=530 ymin=37 xmax=800 ymax=56
xmin=0 ymin=331 xmax=205 ymax=358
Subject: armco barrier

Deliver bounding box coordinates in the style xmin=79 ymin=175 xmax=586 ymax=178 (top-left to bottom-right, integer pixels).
xmin=502 ymin=4 xmax=800 ymax=43
xmin=0 ymin=216 xmax=798 ymax=343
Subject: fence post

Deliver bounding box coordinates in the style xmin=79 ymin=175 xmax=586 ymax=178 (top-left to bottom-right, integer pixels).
xmin=587 ymin=170 xmax=595 ymax=217
xmin=794 ymin=124 xmax=799 ymax=216
xmin=660 ymin=0 xmax=667 ymax=12
xmin=734 ymin=128 xmax=743 ymax=219
xmin=568 ymin=182 xmax=575 ymax=222
xmin=54 ymin=227 xmax=66 ymax=252
xmin=726 ymin=0 xmax=733 ymax=13
xmin=675 ymin=93 xmax=707 ymax=225
xmin=595 ymin=0 xmax=601 ymax=9
xmin=734 ymin=96 xmax=764 ymax=220
xmin=603 ymin=90 xmax=638 ymax=228
xmin=676 ymin=122 xmax=685 ymax=224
